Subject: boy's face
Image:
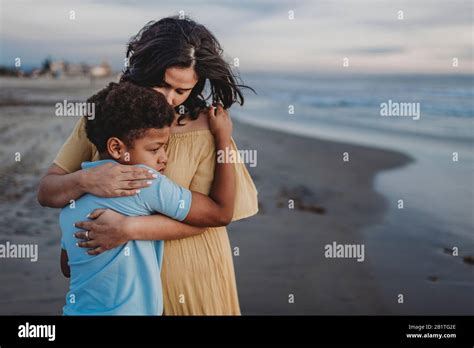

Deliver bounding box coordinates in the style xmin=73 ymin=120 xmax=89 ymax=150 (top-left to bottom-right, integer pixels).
xmin=118 ymin=128 xmax=170 ymax=173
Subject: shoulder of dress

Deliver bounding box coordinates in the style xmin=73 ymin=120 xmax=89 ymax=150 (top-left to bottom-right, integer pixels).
xmin=170 ymin=129 xmax=213 ymax=139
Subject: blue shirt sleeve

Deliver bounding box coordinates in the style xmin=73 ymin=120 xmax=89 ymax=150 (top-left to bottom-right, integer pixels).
xmin=138 ymin=172 xmax=192 ymax=221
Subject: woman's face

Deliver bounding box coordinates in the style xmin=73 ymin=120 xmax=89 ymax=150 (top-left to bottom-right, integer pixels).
xmin=152 ymin=66 xmax=198 ymax=108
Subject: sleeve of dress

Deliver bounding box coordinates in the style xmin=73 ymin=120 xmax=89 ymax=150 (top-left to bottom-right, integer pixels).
xmin=189 ymin=135 xmax=259 ymax=222
xmin=228 ymin=137 xmax=259 ymax=221
xmin=53 ymin=117 xmax=96 ymax=173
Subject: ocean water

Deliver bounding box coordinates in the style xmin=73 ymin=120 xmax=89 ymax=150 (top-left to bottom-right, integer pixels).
xmin=234 ymin=73 xmax=473 ymax=149
xmin=234 ymin=73 xmax=474 ymax=313
xmin=234 ymin=72 xmax=473 ymax=233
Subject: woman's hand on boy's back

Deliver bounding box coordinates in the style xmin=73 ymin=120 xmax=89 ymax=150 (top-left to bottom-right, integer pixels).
xmin=208 ymin=104 xmax=232 ymax=142
xmin=80 ymin=162 xmax=157 ymax=198
xmin=74 ymin=208 xmax=129 ymax=255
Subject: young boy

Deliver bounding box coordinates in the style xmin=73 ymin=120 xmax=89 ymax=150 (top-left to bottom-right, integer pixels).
xmin=59 ymin=81 xmax=234 ymax=315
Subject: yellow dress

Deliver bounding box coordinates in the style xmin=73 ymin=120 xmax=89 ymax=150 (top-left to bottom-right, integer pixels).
xmin=53 ymin=118 xmax=259 ymax=315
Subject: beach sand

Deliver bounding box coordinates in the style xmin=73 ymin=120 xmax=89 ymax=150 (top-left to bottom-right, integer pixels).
xmin=229 ymin=121 xmax=413 ymax=315
xmin=0 ymin=78 xmax=413 ymax=314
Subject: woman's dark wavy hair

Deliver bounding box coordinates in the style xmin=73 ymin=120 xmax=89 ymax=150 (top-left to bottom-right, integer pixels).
xmin=121 ymin=15 xmax=254 ymax=124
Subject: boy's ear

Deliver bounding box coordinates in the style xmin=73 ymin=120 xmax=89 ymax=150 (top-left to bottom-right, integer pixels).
xmin=106 ymin=137 xmax=127 ymax=160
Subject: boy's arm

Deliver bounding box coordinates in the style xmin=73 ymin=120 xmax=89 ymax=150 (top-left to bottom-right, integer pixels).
xmin=60 ymin=249 xmax=70 ymax=278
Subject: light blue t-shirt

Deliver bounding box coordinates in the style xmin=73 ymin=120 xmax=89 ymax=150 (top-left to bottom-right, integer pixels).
xmin=59 ymin=159 xmax=192 ymax=315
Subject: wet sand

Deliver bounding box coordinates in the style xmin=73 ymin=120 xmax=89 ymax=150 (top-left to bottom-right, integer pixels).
xmin=228 ymin=120 xmax=412 ymax=315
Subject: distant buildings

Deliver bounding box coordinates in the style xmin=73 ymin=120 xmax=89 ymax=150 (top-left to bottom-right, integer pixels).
xmin=89 ymin=61 xmax=112 ymax=78
xmin=0 ymin=58 xmax=113 ymax=79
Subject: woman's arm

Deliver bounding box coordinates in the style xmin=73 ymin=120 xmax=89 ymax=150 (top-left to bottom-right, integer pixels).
xmin=125 ymin=214 xmax=206 ymax=241
xmin=74 ymin=209 xmax=205 ymax=255
xmin=38 ymin=165 xmax=87 ymax=208
xmin=38 ymin=118 xmax=92 ymax=207
xmin=183 ymin=134 xmax=234 ymax=226
xmin=38 ymin=117 xmax=157 ymax=208
xmin=177 ymin=104 xmax=235 ymax=226
xmin=38 ymin=163 xmax=157 ymax=208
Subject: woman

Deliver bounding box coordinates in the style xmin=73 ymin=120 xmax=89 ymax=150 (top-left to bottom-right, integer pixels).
xmin=38 ymin=16 xmax=258 ymax=315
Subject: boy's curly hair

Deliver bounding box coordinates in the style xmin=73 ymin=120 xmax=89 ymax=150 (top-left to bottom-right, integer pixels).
xmin=85 ymin=81 xmax=175 ymax=153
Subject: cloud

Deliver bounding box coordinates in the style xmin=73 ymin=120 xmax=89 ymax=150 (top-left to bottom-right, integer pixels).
xmin=0 ymin=0 xmax=472 ymax=73
xmin=344 ymin=47 xmax=406 ymax=55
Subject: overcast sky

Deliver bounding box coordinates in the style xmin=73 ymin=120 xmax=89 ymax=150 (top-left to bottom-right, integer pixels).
xmin=1 ymin=0 xmax=472 ymax=74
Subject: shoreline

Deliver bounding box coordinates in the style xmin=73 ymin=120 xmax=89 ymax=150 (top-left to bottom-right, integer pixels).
xmin=230 ymin=119 xmax=473 ymax=315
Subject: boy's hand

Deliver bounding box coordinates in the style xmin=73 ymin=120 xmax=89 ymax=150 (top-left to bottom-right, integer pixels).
xmin=208 ymin=104 xmax=232 ymax=142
